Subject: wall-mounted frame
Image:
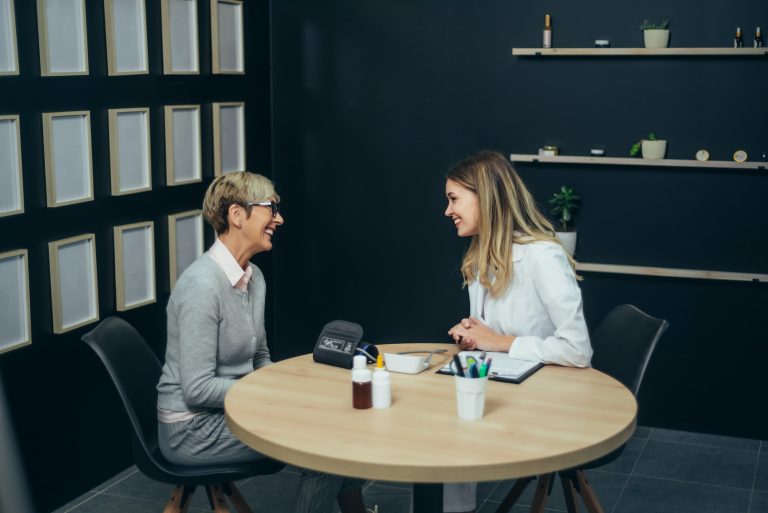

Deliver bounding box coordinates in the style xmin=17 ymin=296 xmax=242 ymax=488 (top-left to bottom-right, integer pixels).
xmin=36 ymin=0 xmax=89 ymax=76
xmin=0 ymin=0 xmax=19 ymax=75
xmin=42 ymin=111 xmax=94 ymax=207
xmin=168 ymin=210 xmax=203 ymax=289
xmin=161 ymin=0 xmax=199 ymax=74
xmin=114 ymin=221 xmax=156 ymax=311
xmin=0 ymin=115 xmax=23 ymax=217
xmin=213 ymin=101 xmax=245 ymax=176
xmin=49 ymin=234 xmax=99 ymax=334
xmin=104 ymin=0 xmax=149 ymax=76
xmin=165 ymin=105 xmax=202 ymax=185
xmin=108 ymin=107 xmax=151 ymax=195
xmin=0 ymin=249 xmax=31 ymax=355
xmin=211 ymin=0 xmax=243 ymax=74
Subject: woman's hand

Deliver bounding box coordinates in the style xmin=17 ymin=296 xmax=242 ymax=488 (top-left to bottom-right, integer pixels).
xmin=448 ymin=317 xmax=515 ymax=352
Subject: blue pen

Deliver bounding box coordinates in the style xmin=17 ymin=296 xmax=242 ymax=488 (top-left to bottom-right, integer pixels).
xmin=468 ymin=363 xmax=479 ymax=378
xmin=452 ymin=354 xmax=466 ymax=377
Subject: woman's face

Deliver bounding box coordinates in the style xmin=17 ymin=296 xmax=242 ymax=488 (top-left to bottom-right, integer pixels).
xmin=445 ymin=179 xmax=479 ymax=237
xmin=243 ymin=198 xmax=284 ymax=253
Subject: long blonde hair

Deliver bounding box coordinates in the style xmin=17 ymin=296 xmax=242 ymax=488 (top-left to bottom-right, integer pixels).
xmin=447 ymin=151 xmax=577 ymax=297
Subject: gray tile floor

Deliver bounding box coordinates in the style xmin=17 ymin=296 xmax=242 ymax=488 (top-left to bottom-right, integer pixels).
xmin=53 ymin=427 xmax=767 ymax=513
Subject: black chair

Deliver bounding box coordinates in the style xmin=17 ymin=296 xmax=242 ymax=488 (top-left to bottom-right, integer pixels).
xmin=496 ymin=304 xmax=669 ymax=513
xmin=82 ymin=317 xmax=284 ymax=513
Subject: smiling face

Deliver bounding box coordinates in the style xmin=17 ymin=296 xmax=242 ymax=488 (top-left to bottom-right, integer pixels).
xmin=242 ymin=199 xmax=284 ymax=253
xmin=445 ymin=179 xmax=480 ymax=237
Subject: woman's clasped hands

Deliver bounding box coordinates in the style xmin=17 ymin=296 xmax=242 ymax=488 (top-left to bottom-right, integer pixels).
xmin=448 ymin=317 xmax=515 ymax=353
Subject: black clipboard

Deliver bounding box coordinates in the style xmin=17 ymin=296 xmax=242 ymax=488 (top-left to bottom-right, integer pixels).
xmin=436 ymin=352 xmax=543 ymax=384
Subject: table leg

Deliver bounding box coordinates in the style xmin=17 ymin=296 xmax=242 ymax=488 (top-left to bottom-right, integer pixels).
xmin=413 ymin=483 xmax=443 ymax=513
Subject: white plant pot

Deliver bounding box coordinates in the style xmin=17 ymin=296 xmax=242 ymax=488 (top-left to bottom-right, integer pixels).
xmin=641 ymin=139 xmax=667 ymax=159
xmin=644 ymin=29 xmax=670 ymax=48
xmin=555 ymin=231 xmax=577 ymax=257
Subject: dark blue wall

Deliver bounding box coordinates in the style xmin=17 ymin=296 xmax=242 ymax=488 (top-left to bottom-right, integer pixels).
xmin=0 ymin=1 xmax=271 ymax=511
xmin=269 ymin=0 xmax=768 ymax=440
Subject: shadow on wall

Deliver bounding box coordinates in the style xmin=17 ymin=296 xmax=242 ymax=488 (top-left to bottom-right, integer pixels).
xmin=0 ymin=374 xmax=34 ymax=513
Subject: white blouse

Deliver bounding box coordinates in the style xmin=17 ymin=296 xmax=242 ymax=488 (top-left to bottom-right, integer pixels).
xmin=468 ymin=240 xmax=592 ymax=367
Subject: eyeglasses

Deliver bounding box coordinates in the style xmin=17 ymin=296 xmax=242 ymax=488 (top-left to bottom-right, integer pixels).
xmin=246 ymin=201 xmax=280 ymax=218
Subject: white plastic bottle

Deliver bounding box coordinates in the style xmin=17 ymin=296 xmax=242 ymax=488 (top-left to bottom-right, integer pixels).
xmin=372 ymin=354 xmax=391 ymax=409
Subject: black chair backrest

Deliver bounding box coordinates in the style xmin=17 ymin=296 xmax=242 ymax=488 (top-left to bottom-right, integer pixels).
xmin=0 ymin=374 xmax=34 ymax=513
xmin=590 ymin=304 xmax=669 ymax=396
xmin=82 ymin=317 xmax=162 ymax=463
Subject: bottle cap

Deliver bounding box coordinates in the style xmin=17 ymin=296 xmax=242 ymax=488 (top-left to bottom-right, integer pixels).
xmin=376 ymin=354 xmax=384 ymax=369
xmin=353 ymin=355 xmax=367 ymax=369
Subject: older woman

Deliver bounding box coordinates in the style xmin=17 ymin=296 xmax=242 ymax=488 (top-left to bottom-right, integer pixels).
xmin=157 ymin=172 xmax=368 ymax=513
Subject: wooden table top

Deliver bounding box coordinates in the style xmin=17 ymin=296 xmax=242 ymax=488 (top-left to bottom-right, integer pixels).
xmin=225 ymin=343 xmax=637 ymax=483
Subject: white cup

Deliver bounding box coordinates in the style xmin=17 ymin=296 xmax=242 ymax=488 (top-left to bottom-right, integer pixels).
xmin=454 ymin=375 xmax=488 ymax=420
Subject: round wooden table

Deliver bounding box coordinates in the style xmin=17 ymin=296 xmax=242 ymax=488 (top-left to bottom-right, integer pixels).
xmin=225 ymin=343 xmax=636 ymax=513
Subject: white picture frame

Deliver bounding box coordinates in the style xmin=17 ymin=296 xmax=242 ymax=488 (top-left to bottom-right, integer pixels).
xmin=37 ymin=0 xmax=89 ymax=76
xmin=168 ymin=209 xmax=203 ymax=289
xmin=165 ymin=105 xmax=202 ymax=185
xmin=161 ymin=0 xmax=199 ymax=74
xmin=211 ymin=0 xmax=243 ymax=74
xmin=49 ymin=234 xmax=99 ymax=334
xmin=213 ymin=102 xmax=245 ymax=176
xmin=114 ymin=221 xmax=156 ymax=311
xmin=0 ymin=115 xmax=23 ymax=217
xmin=104 ymin=0 xmax=149 ymax=76
xmin=108 ymin=107 xmax=151 ymax=195
xmin=42 ymin=111 xmax=94 ymax=207
xmin=0 ymin=0 xmax=19 ymax=76
xmin=0 ymin=249 xmax=31 ymax=354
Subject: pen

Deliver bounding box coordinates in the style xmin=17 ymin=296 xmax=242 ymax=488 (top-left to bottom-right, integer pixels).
xmin=452 ymin=354 xmax=465 ymax=377
xmin=485 ymin=358 xmax=492 ymax=376
xmin=468 ymin=363 xmax=479 ymax=378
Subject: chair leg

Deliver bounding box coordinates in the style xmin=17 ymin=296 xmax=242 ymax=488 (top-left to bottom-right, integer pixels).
xmin=575 ymin=470 xmax=605 ymax=513
xmin=494 ymin=476 xmax=534 ymax=513
xmin=221 ymin=483 xmax=254 ymax=513
xmin=558 ymin=472 xmax=580 ymax=513
xmin=162 ymin=485 xmax=196 ymax=513
xmin=529 ymin=474 xmax=553 ymax=513
xmin=206 ymin=484 xmax=233 ymax=513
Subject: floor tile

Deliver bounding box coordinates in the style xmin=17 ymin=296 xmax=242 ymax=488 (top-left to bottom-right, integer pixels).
xmin=51 ymin=492 xmax=97 ymax=513
xmin=61 ymin=493 xmax=173 ymax=513
xmin=477 ymin=500 xmax=561 ymax=513
xmin=363 ymin=483 xmax=412 ymax=512
xmin=634 ymin=440 xmax=758 ymax=489
xmin=593 ymin=437 xmax=647 ymax=474
xmin=633 ymin=425 xmax=651 ymax=439
xmin=756 ymin=452 xmax=768 ymax=492
xmin=99 ymin=471 xmax=211 ymax=510
xmin=651 ymin=428 xmax=761 ymax=452
xmin=614 ymin=475 xmax=750 ymax=513
xmin=751 ymin=491 xmax=768 ymax=513
xmin=91 ymin=466 xmax=139 ymax=492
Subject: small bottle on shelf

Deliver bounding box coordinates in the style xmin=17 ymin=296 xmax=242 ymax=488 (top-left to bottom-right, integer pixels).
xmin=755 ymin=27 xmax=764 ymax=48
xmin=734 ymin=26 xmax=744 ymax=48
xmin=543 ymin=14 xmax=552 ymax=48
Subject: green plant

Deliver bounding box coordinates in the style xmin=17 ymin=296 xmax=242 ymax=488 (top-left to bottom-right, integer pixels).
xmin=549 ymin=186 xmax=580 ymax=232
xmin=639 ymin=19 xmax=670 ymax=30
xmin=629 ymin=132 xmax=659 ymax=157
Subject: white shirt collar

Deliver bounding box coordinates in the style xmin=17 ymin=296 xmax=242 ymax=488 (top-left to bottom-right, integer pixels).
xmin=208 ymin=239 xmax=252 ymax=290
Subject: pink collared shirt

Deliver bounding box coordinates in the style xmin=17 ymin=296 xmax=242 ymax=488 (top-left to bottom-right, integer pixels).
xmin=207 ymin=239 xmax=252 ymax=291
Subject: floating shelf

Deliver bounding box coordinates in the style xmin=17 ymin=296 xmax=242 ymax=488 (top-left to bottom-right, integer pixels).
xmin=576 ymin=262 xmax=768 ymax=283
xmin=512 ymin=47 xmax=768 ymax=56
xmin=510 ymin=154 xmax=767 ymax=170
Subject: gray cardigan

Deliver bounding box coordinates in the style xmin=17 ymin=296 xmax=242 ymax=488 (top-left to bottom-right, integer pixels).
xmin=157 ymin=254 xmax=272 ymax=414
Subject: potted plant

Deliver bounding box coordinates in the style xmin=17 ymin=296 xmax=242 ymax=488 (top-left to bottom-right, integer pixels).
xmin=630 ymin=132 xmax=667 ymax=159
xmin=549 ymin=185 xmax=580 ymax=256
xmin=639 ymin=19 xmax=670 ymax=48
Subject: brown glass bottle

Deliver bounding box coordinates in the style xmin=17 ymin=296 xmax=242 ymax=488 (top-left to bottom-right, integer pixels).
xmin=352 ymin=381 xmax=372 ymax=409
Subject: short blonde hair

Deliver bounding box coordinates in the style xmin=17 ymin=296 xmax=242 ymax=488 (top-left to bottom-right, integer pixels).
xmin=202 ymin=172 xmax=280 ymax=234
